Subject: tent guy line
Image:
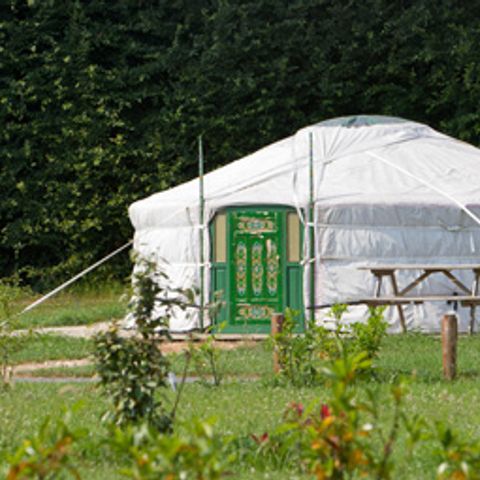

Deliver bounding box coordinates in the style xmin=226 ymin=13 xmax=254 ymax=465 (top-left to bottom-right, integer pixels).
xmin=19 ymin=240 xmax=133 ymax=316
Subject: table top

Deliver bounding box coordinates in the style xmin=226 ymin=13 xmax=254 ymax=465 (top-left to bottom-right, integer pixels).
xmin=358 ymin=263 xmax=480 ymax=271
xmin=359 ymin=295 xmax=480 ymax=303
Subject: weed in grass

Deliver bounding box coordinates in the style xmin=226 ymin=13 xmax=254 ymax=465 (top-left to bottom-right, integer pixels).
xmin=188 ymin=323 xmax=227 ymax=387
xmin=350 ymin=305 xmax=388 ymax=359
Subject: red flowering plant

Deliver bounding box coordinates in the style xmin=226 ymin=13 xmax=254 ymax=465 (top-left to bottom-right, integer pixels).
xmin=272 ymin=350 xmax=375 ymax=478
xmin=259 ymin=346 xmax=416 ymax=479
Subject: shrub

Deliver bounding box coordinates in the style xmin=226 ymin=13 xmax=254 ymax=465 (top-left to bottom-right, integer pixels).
xmin=270 ymin=308 xmax=338 ymax=386
xmin=94 ymin=327 xmax=172 ymax=431
xmin=350 ymin=306 xmax=388 ymax=360
xmin=270 ymin=306 xmax=388 ymax=386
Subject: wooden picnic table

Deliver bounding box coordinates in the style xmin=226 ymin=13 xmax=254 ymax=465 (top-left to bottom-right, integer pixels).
xmin=357 ymin=264 xmax=480 ymax=334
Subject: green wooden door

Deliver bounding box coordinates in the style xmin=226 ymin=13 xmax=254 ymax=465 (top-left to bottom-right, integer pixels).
xmin=210 ymin=206 xmax=303 ymax=333
xmin=229 ymin=210 xmax=283 ymax=330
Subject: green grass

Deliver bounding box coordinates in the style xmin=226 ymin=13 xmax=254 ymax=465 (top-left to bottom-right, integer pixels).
xmin=169 ymin=343 xmax=273 ymax=377
xmin=11 ymin=334 xmax=93 ymax=364
xmin=16 ymin=364 xmax=95 ymax=378
xmin=12 ymin=283 xmax=128 ymax=329
xmin=377 ymin=332 xmax=480 ymax=382
xmin=0 ymin=383 xmax=121 ymax=478
xmin=2 ymin=334 xmax=480 ymax=478
xmin=13 ymin=342 xmax=271 ymax=378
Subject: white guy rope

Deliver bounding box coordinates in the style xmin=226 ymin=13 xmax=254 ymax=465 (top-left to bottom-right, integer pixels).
xmin=20 ymin=240 xmax=133 ymax=315
xmin=367 ymin=151 xmax=480 ymax=228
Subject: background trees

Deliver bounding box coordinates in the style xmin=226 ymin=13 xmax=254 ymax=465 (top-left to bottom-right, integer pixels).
xmin=1 ymin=0 xmax=480 ymax=288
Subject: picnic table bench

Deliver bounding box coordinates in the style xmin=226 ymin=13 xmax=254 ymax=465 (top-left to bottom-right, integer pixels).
xmin=357 ymin=264 xmax=480 ymax=334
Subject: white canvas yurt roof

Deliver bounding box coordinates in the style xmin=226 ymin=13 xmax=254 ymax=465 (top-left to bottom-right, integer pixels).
xmin=129 ymin=115 xmax=480 ymax=332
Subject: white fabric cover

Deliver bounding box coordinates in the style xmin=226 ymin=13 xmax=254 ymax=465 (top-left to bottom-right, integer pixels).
xmin=129 ymin=116 xmax=480 ymax=332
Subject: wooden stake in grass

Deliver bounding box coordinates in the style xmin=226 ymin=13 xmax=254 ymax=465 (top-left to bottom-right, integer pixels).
xmin=442 ymin=313 xmax=458 ymax=380
xmin=271 ymin=313 xmax=284 ymax=374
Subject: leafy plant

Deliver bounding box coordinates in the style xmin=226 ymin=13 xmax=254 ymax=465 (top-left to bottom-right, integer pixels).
xmin=5 ymin=410 xmax=84 ymax=479
xmin=111 ymin=418 xmax=232 ymax=479
xmin=93 ymin=257 xmax=195 ymax=431
xmin=251 ymin=347 xmax=417 ymax=479
xmin=188 ymin=322 xmax=226 ymax=387
xmin=93 ymin=326 xmax=172 ymax=431
xmin=270 ymin=306 xmax=388 ymax=386
xmin=270 ymin=308 xmax=337 ymax=386
xmin=350 ymin=306 xmax=388 ymax=360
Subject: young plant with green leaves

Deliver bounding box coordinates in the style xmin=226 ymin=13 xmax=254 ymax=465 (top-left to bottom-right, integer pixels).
xmin=270 ymin=308 xmax=336 ymax=386
xmin=188 ymin=321 xmax=227 ymax=387
xmin=433 ymin=422 xmax=480 ymax=479
xmin=350 ymin=306 xmax=388 ymax=360
xmin=270 ymin=306 xmax=388 ymax=386
xmin=93 ymin=257 xmax=195 ymax=431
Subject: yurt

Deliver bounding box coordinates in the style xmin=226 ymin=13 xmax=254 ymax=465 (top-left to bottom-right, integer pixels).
xmin=128 ymin=116 xmax=480 ymax=333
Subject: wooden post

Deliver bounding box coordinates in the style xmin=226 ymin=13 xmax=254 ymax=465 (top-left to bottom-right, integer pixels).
xmin=442 ymin=313 xmax=458 ymax=380
xmin=271 ymin=313 xmax=284 ymax=374
xmin=469 ymin=268 xmax=480 ymax=335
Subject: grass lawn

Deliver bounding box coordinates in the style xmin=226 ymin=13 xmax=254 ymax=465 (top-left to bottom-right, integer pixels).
xmin=169 ymin=343 xmax=274 ymax=378
xmin=18 ymin=343 xmax=272 ymax=378
xmin=2 ymin=333 xmax=480 ymax=478
xmin=16 ymin=364 xmax=96 ymax=378
xmin=11 ymin=334 xmax=93 ymax=364
xmin=13 ymin=283 xmax=128 ymax=329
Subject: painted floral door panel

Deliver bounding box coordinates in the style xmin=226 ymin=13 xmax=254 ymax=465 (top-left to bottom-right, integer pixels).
xmin=230 ymin=210 xmax=283 ymax=326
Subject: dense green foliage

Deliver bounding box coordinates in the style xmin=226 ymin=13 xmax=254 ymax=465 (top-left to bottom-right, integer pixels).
xmin=2 ymin=0 xmax=480 ymax=287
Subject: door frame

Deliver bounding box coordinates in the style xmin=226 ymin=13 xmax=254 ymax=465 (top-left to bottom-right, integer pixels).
xmin=209 ymin=205 xmax=304 ymax=334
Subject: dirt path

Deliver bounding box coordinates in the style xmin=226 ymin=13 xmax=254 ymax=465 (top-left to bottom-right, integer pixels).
xmin=15 ymin=321 xmax=119 ymax=338
xmin=15 ymin=322 xmax=267 ymax=342
xmin=11 ymin=321 xmax=265 ymax=377
xmin=14 ymin=358 xmax=92 ymax=373
xmin=12 ymin=329 xmax=260 ymax=375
